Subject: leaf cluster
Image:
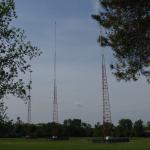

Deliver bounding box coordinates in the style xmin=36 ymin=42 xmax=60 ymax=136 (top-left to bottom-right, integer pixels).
xmin=92 ymin=0 xmax=150 ymax=82
xmin=0 ymin=0 xmax=41 ymax=99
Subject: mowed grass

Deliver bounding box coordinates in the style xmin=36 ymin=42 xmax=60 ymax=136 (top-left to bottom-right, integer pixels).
xmin=0 ymin=138 xmax=150 ymax=150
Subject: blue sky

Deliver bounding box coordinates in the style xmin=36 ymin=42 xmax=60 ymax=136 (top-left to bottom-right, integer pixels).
xmin=5 ymin=0 xmax=150 ymax=125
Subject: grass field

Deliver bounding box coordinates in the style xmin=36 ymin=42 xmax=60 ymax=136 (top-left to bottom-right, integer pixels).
xmin=0 ymin=138 xmax=150 ymax=150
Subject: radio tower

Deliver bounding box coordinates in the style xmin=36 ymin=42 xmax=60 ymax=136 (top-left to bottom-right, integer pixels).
xmin=27 ymin=69 xmax=32 ymax=124
xmin=102 ymin=54 xmax=112 ymax=137
xmin=53 ymin=22 xmax=58 ymax=124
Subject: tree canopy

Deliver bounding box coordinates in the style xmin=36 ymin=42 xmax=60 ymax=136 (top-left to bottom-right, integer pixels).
xmin=0 ymin=0 xmax=41 ymax=100
xmin=0 ymin=117 xmax=149 ymax=138
xmin=0 ymin=100 xmax=8 ymax=122
xmin=92 ymin=0 xmax=150 ymax=82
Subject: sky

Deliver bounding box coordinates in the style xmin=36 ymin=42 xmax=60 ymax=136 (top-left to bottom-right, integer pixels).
xmin=5 ymin=0 xmax=150 ymax=125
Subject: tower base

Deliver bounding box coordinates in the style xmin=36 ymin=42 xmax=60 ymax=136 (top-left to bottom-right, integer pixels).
xmin=92 ymin=137 xmax=129 ymax=143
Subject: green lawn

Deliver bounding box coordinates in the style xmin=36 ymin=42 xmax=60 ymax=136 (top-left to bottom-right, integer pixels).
xmin=0 ymin=138 xmax=150 ymax=150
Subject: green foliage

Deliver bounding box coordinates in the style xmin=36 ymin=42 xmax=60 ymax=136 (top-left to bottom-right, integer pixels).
xmin=117 ymin=119 xmax=133 ymax=137
xmin=93 ymin=122 xmax=103 ymax=137
xmin=0 ymin=117 xmax=148 ymax=138
xmin=146 ymin=121 xmax=150 ymax=129
xmin=0 ymin=100 xmax=8 ymax=122
xmin=0 ymin=0 xmax=41 ymax=100
xmin=92 ymin=0 xmax=150 ymax=82
xmin=133 ymin=119 xmax=144 ymax=137
xmin=63 ymin=119 xmax=92 ymax=137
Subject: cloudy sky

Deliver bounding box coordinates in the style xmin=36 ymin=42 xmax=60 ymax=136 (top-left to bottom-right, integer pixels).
xmin=5 ymin=0 xmax=149 ymax=125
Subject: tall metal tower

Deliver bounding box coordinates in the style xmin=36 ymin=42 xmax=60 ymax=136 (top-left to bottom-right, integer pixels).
xmin=102 ymin=54 xmax=112 ymax=136
xmin=27 ymin=69 xmax=32 ymax=124
xmin=53 ymin=22 xmax=58 ymax=123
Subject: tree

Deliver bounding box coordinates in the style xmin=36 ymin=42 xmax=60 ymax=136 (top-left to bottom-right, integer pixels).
xmin=117 ymin=119 xmax=133 ymax=137
xmin=63 ymin=119 xmax=93 ymax=137
xmin=92 ymin=0 xmax=150 ymax=82
xmin=0 ymin=100 xmax=13 ymax=137
xmin=133 ymin=119 xmax=144 ymax=137
xmin=0 ymin=100 xmax=8 ymax=122
xmin=0 ymin=0 xmax=41 ymax=100
xmin=93 ymin=122 xmax=103 ymax=137
xmin=147 ymin=121 xmax=150 ymax=129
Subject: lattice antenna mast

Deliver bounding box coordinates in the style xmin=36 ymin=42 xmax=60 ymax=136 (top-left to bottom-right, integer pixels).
xmin=102 ymin=55 xmax=111 ymax=125
xmin=27 ymin=69 xmax=32 ymax=124
xmin=53 ymin=22 xmax=58 ymax=123
xmin=101 ymin=54 xmax=112 ymax=136
xmin=100 ymin=27 xmax=112 ymax=136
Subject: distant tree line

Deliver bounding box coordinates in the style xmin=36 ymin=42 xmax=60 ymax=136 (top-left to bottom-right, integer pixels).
xmin=0 ymin=117 xmax=150 ymax=138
